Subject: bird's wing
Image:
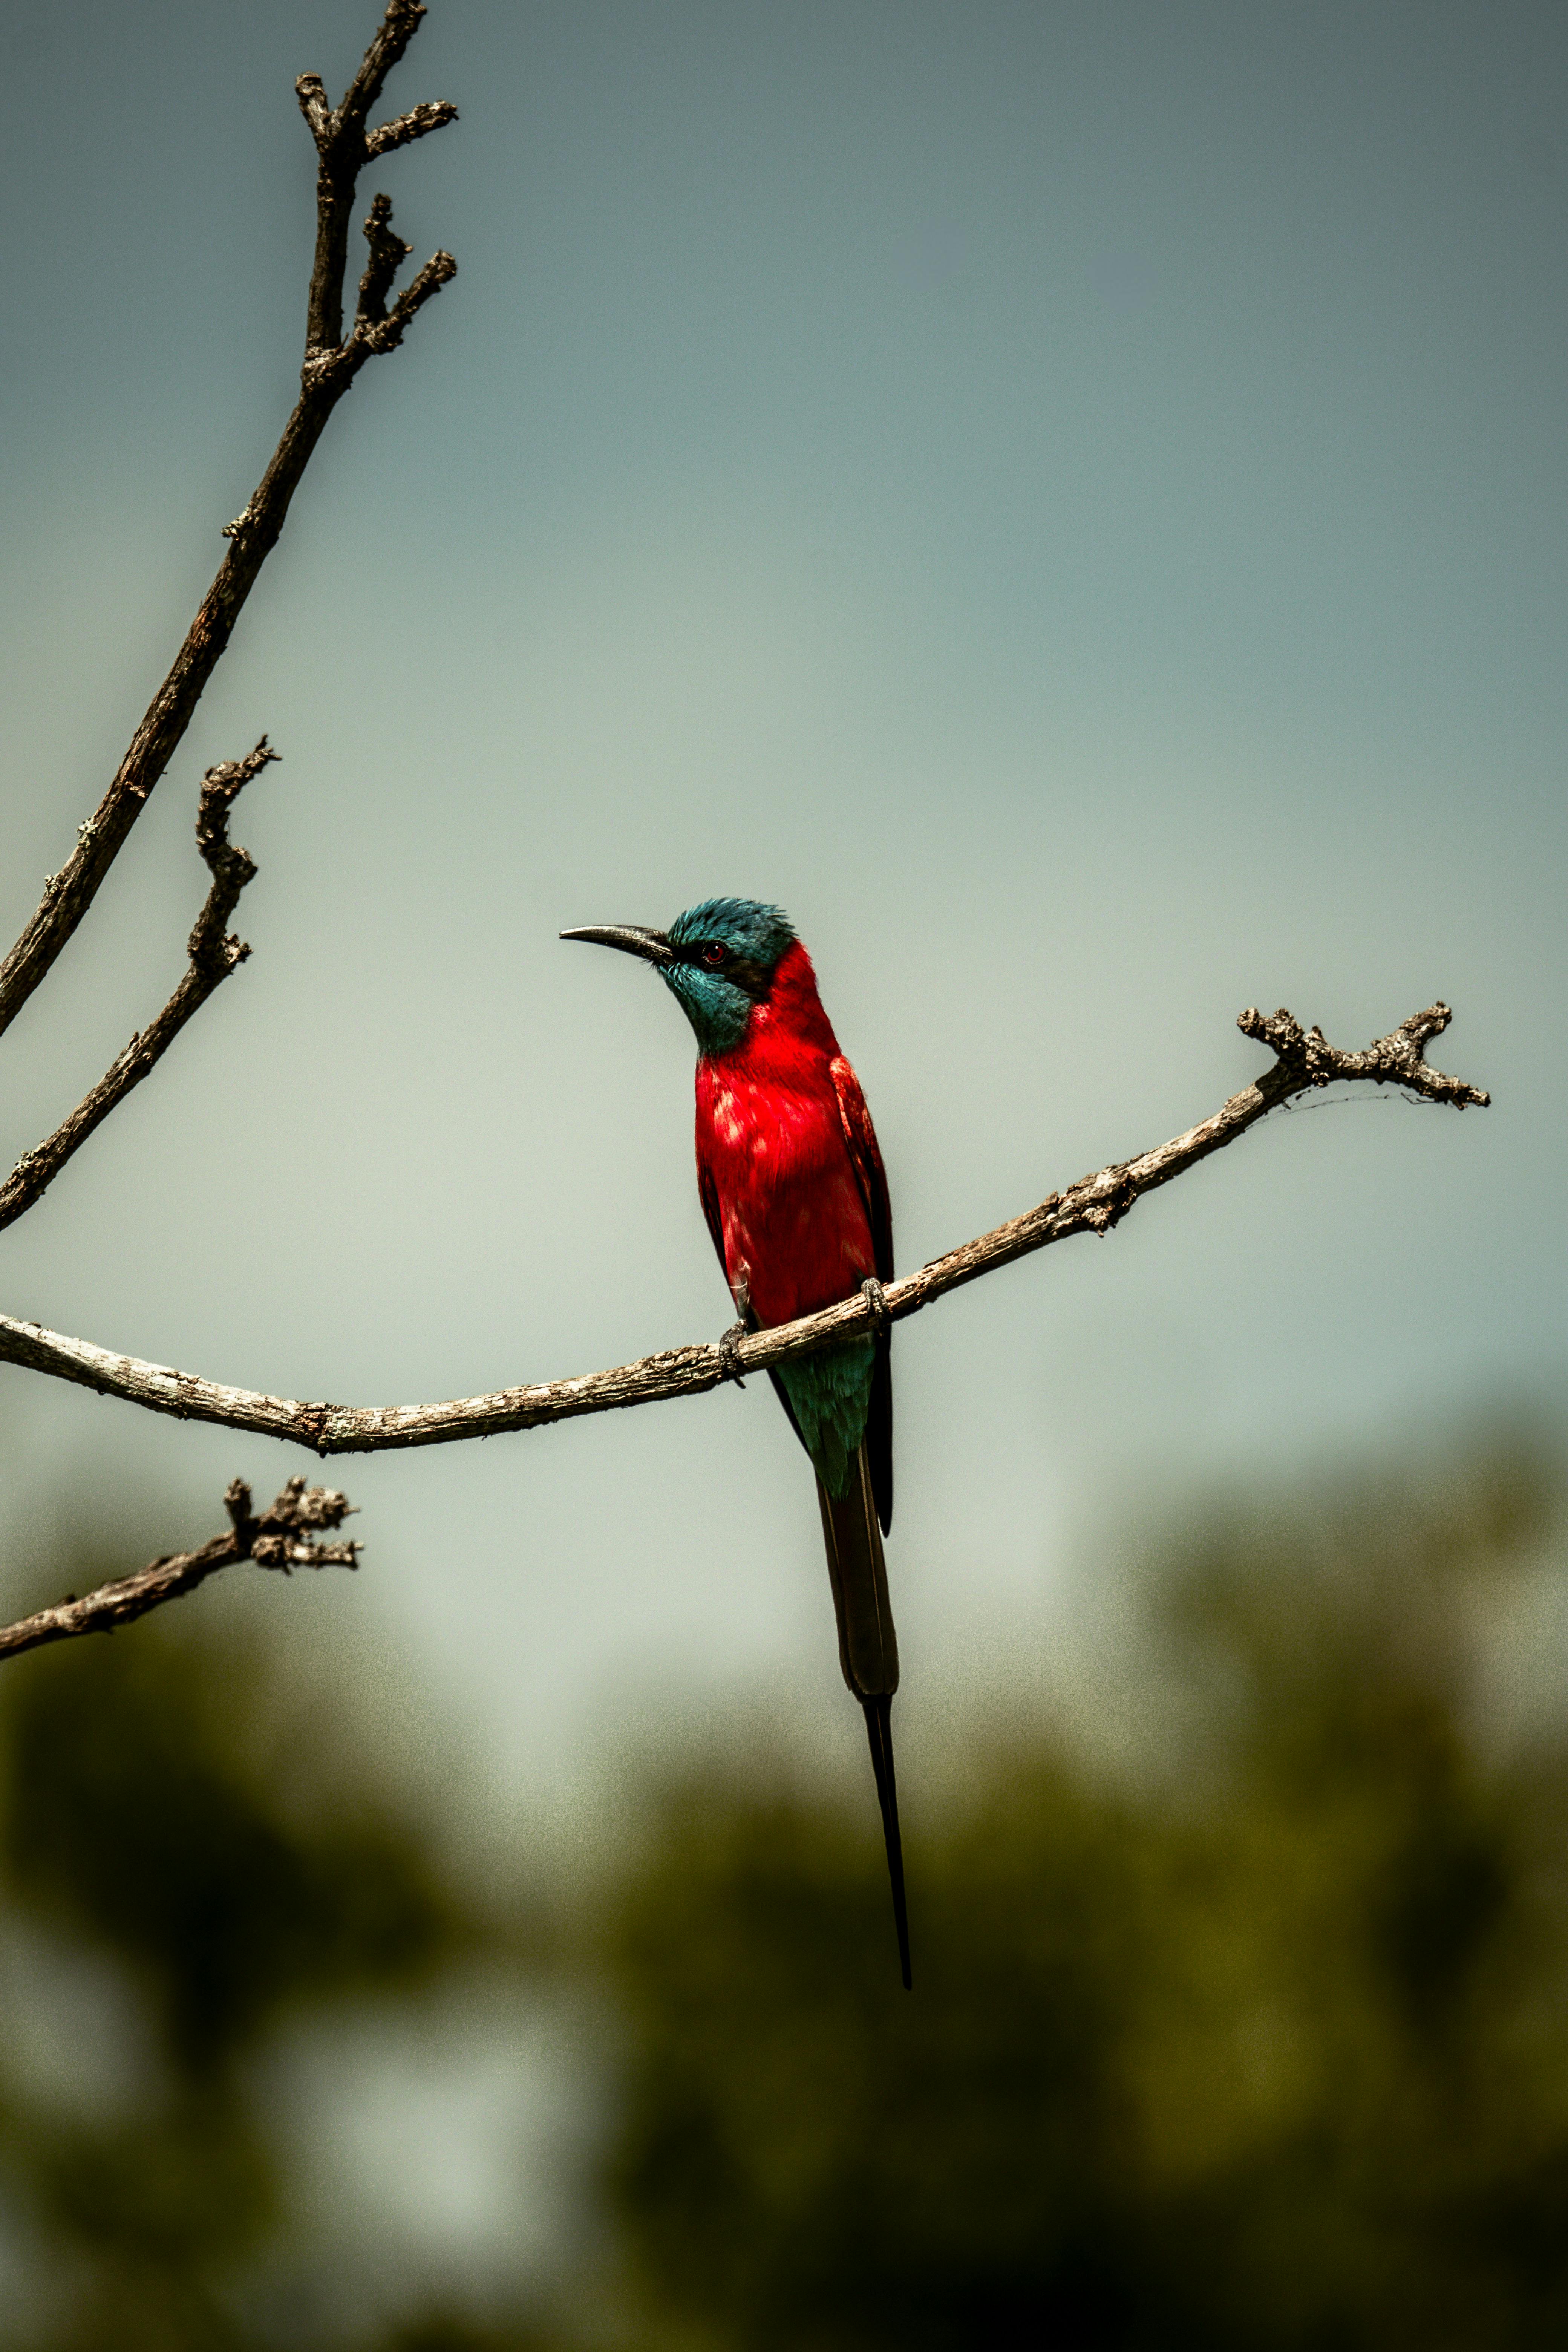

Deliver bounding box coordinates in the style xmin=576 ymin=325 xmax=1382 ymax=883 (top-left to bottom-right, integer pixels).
xmin=829 ymin=1057 xmax=893 ymax=1283
xmin=697 ymin=1156 xmax=727 ymax=1277
xmin=699 ymin=1148 xmax=811 ymax=1453
xmin=830 ymin=1055 xmax=894 ymax=1535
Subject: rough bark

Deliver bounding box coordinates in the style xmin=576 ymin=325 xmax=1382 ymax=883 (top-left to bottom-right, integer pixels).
xmin=0 ymin=1003 xmax=1489 ymax=1465
xmin=0 ymin=1478 xmax=358 ymax=1664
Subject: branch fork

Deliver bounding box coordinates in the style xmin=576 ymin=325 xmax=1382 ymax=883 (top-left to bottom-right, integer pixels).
xmin=1238 ymin=1002 xmax=1489 ymax=1109
xmin=225 ymin=1475 xmax=361 ymax=1575
xmin=0 ymin=743 xmax=277 ymax=1234
xmin=0 ymin=1478 xmax=358 ymax=1664
xmin=295 ymin=0 xmax=458 ymax=364
xmin=0 ymin=2 xmax=457 ymax=1048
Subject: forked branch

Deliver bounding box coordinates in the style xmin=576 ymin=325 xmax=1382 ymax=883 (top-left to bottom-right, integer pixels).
xmin=0 ymin=1478 xmax=359 ymax=1664
xmin=0 ymin=1003 xmax=1489 ymax=1470
xmin=296 ymin=0 xmax=456 ymax=351
xmin=0 ymin=743 xmax=277 ymax=1232
xmin=0 ymin=2 xmax=456 ymax=1045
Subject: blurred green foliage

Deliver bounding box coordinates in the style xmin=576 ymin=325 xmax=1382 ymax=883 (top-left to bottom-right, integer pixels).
xmin=595 ymin=1438 xmax=1568 ymax=2349
xmin=3 ymin=1435 xmax=1566 ymax=2351
xmin=0 ymin=1593 xmax=543 ymax=2352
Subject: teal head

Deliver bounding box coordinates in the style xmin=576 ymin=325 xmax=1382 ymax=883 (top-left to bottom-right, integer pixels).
xmin=561 ymin=897 xmax=796 ymax=1055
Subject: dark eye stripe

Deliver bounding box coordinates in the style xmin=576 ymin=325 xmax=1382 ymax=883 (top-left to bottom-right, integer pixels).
xmin=670 ymin=940 xmax=772 ymax=1002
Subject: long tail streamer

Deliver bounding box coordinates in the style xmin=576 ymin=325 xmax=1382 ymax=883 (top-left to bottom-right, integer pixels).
xmin=863 ymin=1692 xmax=912 ymax=1989
xmin=818 ymin=1446 xmax=912 ymax=1988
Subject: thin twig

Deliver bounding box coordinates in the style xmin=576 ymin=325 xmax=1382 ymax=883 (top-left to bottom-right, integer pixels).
xmin=0 ymin=743 xmax=277 ymax=1233
xmin=0 ymin=1478 xmax=359 ymax=1664
xmin=0 ymin=2 xmax=456 ymax=1046
xmin=357 ymin=192 xmax=412 ymax=325
xmin=297 ymin=0 xmax=453 ymax=352
xmin=366 ymin=100 xmax=461 ymax=161
xmin=0 ymin=1004 xmax=1489 ymax=1458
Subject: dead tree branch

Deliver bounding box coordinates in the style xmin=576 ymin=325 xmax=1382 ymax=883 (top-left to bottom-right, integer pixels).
xmin=0 ymin=1478 xmax=359 ymax=1664
xmin=0 ymin=1003 xmax=1489 ymax=1464
xmin=296 ymin=0 xmax=454 ymax=352
xmin=0 ymin=744 xmax=277 ymax=1232
xmin=0 ymin=1 xmax=456 ymax=1044
xmin=366 ymin=101 xmax=461 ymax=161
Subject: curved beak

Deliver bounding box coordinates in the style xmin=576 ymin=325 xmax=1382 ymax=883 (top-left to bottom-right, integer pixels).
xmin=560 ymin=923 xmax=673 ymax=966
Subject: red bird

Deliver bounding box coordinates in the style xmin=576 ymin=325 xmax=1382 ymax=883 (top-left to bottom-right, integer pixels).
xmin=563 ymin=898 xmax=909 ymax=1987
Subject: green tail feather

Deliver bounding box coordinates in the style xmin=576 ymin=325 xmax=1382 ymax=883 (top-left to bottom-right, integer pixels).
xmin=779 ymin=1337 xmax=875 ymax=1499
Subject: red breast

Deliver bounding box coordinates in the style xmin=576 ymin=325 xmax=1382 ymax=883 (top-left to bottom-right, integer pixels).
xmin=695 ymin=941 xmax=876 ymax=1326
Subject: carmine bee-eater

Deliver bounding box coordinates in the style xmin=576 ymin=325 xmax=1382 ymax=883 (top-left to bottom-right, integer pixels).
xmin=562 ymin=899 xmax=911 ymax=1988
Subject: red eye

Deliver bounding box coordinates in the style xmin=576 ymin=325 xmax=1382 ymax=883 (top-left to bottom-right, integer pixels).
xmin=700 ymin=941 xmax=726 ymax=968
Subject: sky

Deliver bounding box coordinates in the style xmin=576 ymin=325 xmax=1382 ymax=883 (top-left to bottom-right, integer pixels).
xmin=3 ymin=0 xmax=1565 ymax=1784
xmin=2 ymin=0 xmax=1564 ymax=2305
xmin=0 ymin=0 xmax=1563 ymax=2005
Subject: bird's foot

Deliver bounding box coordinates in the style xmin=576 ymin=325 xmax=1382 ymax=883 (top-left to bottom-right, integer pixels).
xmin=717 ymin=1321 xmax=748 ymax=1387
xmin=860 ymin=1276 xmax=891 ymax=1339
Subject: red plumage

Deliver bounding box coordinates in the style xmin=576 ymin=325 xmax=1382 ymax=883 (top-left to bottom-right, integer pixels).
xmin=695 ymin=939 xmax=882 ymax=1321
xmin=693 ymin=939 xmax=894 ymax=1531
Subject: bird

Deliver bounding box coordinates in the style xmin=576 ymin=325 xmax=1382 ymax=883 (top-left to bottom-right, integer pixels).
xmin=562 ymin=898 xmax=910 ymax=1988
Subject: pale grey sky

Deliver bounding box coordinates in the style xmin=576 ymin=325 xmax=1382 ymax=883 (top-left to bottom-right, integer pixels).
xmin=0 ymin=0 xmax=1562 ymax=1833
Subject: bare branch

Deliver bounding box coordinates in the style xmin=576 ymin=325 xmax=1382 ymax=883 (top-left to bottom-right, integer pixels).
xmin=0 ymin=1004 xmax=1489 ymax=1456
xmin=297 ymin=0 xmax=456 ymax=355
xmin=1236 ymin=1003 xmax=1487 ymax=1109
xmin=0 ymin=1478 xmax=359 ymax=1664
xmin=366 ymin=100 xmax=461 ymax=160
xmin=335 ymin=0 xmax=435 ymax=137
xmin=0 ymin=743 xmax=277 ymax=1233
xmin=295 ymin=73 xmax=335 ymax=146
xmin=0 ymin=3 xmax=456 ymax=1047
xmin=350 ymin=240 xmax=459 ymax=360
xmin=357 ymin=192 xmax=412 ymax=325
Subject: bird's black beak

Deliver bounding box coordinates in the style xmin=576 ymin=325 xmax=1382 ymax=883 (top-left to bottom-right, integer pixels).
xmin=560 ymin=924 xmax=674 ymax=966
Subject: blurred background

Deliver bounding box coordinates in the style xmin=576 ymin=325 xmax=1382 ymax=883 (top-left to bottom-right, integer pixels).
xmin=0 ymin=0 xmax=1564 ymax=2341
xmin=3 ymin=1435 xmax=1568 ymax=2346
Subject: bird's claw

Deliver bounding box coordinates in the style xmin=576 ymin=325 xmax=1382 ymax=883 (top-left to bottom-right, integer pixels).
xmin=717 ymin=1321 xmax=748 ymax=1387
xmin=861 ymin=1276 xmax=891 ymax=1338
